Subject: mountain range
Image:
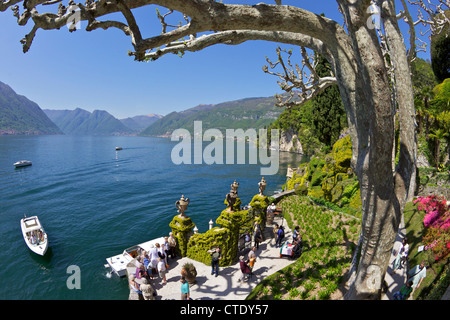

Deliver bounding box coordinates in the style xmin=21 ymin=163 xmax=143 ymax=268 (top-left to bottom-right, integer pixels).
xmin=43 ymin=108 xmax=161 ymax=136
xmin=0 ymin=81 xmax=62 ymax=135
xmin=1 ymin=80 xmax=283 ymax=137
xmin=140 ymin=96 xmax=282 ymax=136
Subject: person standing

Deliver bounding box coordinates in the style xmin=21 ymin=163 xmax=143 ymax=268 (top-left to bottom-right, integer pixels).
xmin=148 ymin=244 xmax=159 ymax=279
xmin=292 ymin=226 xmax=300 ymax=243
xmin=272 ymin=223 xmax=279 ymax=246
xmin=168 ymin=232 xmax=177 ymax=259
xmin=163 ymin=236 xmax=171 ymax=261
xmin=157 ymin=257 xmax=167 ymax=284
xmin=208 ymin=247 xmax=222 ymax=277
xmin=408 ymin=260 xmax=427 ymax=292
xmin=391 ymin=238 xmax=409 ymax=275
xmin=275 ymin=225 xmax=285 ymax=248
xmin=180 ymin=276 xmax=190 ymax=300
xmin=253 ymin=222 xmax=262 ymax=249
xmin=238 ymin=256 xmax=251 ymax=283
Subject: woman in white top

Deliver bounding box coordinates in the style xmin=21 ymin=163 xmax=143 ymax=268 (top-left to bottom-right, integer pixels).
xmin=391 ymin=238 xmax=409 ymax=274
xmin=149 ymin=244 xmax=159 ymax=278
xmin=157 ymin=257 xmax=167 ymax=284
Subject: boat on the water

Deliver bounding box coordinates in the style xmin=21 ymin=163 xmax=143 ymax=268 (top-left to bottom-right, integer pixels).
xmin=20 ymin=215 xmax=48 ymax=256
xmin=105 ymin=237 xmax=165 ymax=277
xmin=14 ymin=160 xmax=32 ymax=168
xmin=115 ymin=147 xmax=123 ymax=151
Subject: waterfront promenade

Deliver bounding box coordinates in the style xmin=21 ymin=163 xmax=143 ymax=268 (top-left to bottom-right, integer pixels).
xmin=128 ymin=206 xmax=425 ymax=300
xmin=129 ymin=216 xmax=295 ymax=300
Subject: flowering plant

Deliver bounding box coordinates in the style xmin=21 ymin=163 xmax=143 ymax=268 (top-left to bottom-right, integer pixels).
xmin=413 ymin=195 xmax=450 ymax=262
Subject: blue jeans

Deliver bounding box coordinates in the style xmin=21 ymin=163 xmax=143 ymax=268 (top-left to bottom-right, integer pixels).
xmin=211 ymin=260 xmax=219 ymax=276
xmin=275 ymin=237 xmax=283 ymax=248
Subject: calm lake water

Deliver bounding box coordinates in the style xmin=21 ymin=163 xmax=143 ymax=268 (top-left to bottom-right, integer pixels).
xmin=0 ymin=135 xmax=303 ymax=299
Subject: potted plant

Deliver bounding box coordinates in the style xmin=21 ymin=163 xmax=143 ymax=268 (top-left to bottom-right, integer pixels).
xmin=181 ymin=262 xmax=197 ymax=285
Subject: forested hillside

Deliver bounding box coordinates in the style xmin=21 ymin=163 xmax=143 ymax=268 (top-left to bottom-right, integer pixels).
xmin=0 ymin=81 xmax=62 ymax=135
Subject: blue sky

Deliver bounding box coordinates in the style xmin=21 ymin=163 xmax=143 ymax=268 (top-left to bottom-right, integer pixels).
xmin=0 ymin=0 xmax=433 ymax=119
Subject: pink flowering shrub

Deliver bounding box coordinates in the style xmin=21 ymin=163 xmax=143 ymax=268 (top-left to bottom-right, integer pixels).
xmin=413 ymin=195 xmax=450 ymax=261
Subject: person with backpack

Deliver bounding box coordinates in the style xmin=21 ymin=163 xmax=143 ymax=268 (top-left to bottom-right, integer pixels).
xmin=275 ymin=225 xmax=285 ymax=248
xmin=207 ymin=247 xmax=222 ymax=277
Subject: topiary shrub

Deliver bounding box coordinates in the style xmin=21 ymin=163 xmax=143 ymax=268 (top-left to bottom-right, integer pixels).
xmin=295 ymin=184 xmax=308 ymax=196
xmin=187 ymin=227 xmax=231 ymax=266
xmin=169 ymin=214 xmax=196 ymax=257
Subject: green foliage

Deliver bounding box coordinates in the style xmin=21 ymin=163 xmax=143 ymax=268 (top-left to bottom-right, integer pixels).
xmin=432 ymin=78 xmax=450 ymax=113
xmin=411 ymin=58 xmax=438 ymax=96
xmin=140 ymin=96 xmax=282 ymax=136
xmin=186 ymin=227 xmax=231 ymax=266
xmin=0 ymin=81 xmax=62 ymax=135
xmin=295 ymin=184 xmax=308 ymax=196
xmin=182 ymin=194 xmax=267 ymax=266
xmin=308 ymin=54 xmax=347 ymax=146
xmin=169 ymin=215 xmax=196 ymax=257
xmin=430 ymin=10 xmax=450 ymax=83
xmin=403 ymin=200 xmax=450 ymax=300
xmin=267 ymin=53 xmax=346 ymax=155
xmin=283 ymin=135 xmax=361 ymax=218
xmin=247 ymin=195 xmax=360 ymax=300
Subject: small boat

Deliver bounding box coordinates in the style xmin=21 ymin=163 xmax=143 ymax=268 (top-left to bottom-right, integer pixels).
xmin=105 ymin=237 xmax=165 ymax=277
xmin=14 ymin=160 xmax=32 ymax=168
xmin=20 ymin=215 xmax=48 ymax=256
xmin=115 ymin=147 xmax=123 ymax=151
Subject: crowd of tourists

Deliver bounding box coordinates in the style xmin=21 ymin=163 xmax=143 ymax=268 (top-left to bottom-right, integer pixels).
xmin=126 ymin=205 xmax=299 ymax=300
xmin=128 ymin=232 xmax=177 ymax=300
xmin=127 ymin=202 xmax=424 ymax=301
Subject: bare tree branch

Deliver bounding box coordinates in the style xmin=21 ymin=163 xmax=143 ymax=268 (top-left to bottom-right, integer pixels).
xmin=408 ymin=0 xmax=450 ymax=37
xmin=142 ymin=29 xmax=331 ymax=62
xmin=2 ymin=0 xmax=349 ymax=62
xmin=263 ymin=47 xmax=337 ymax=108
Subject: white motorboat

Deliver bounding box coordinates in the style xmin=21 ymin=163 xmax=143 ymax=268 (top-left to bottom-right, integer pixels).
xmin=14 ymin=160 xmax=32 ymax=168
xmin=20 ymin=215 xmax=48 ymax=256
xmin=115 ymin=147 xmax=123 ymax=151
xmin=105 ymin=237 xmax=165 ymax=277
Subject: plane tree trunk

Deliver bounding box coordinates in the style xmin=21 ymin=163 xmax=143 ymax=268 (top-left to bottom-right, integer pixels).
xmin=1 ymin=0 xmax=424 ymax=299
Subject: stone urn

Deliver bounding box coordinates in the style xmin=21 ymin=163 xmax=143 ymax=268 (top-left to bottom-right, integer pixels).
xmin=258 ymin=176 xmax=267 ymax=196
xmin=225 ymin=180 xmax=240 ymax=212
xmin=175 ymin=195 xmax=190 ymax=218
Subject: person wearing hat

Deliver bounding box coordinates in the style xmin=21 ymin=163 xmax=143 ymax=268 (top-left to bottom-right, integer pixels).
xmin=238 ymin=256 xmax=251 ymax=283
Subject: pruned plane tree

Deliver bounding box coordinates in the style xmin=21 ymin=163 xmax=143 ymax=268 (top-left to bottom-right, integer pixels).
xmin=2 ymin=0 xmax=448 ymax=299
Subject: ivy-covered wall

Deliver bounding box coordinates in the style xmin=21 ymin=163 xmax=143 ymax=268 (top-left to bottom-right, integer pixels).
xmin=171 ymin=193 xmax=269 ymax=266
xmin=249 ymin=194 xmax=269 ymax=229
xmin=284 ymin=135 xmax=362 ymax=217
xmin=214 ymin=206 xmax=253 ymax=265
xmin=186 ymin=227 xmax=231 ymax=266
xmin=169 ymin=214 xmax=195 ymax=257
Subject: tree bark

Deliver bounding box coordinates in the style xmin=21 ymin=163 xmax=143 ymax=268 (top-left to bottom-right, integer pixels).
xmin=1 ymin=0 xmax=421 ymax=299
